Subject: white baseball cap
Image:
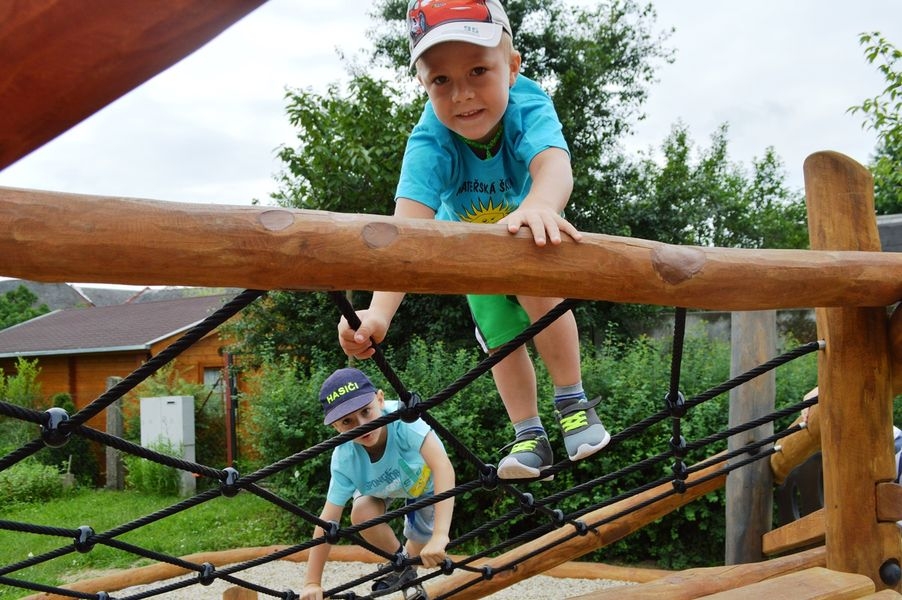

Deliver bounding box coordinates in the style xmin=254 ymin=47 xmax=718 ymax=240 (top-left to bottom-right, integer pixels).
xmin=407 ymin=0 xmax=512 ymax=67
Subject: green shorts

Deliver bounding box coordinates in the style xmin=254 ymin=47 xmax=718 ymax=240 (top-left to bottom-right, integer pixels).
xmin=466 ymin=294 xmax=531 ymax=352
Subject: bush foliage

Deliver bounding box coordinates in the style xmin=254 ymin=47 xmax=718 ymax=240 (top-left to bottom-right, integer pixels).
xmin=123 ymin=439 xmax=182 ymax=496
xmin=244 ymin=327 xmax=817 ymax=568
xmin=0 ymin=459 xmax=64 ymax=507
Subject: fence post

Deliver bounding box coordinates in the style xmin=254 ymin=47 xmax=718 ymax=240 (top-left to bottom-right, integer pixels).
xmin=805 ymin=150 xmax=900 ymax=590
xmin=105 ymin=375 xmax=124 ymax=490
xmin=726 ymin=310 xmax=776 ymax=564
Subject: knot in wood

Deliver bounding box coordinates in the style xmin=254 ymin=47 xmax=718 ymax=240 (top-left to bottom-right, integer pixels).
xmin=258 ymin=210 xmax=294 ymax=231
xmin=362 ymin=222 xmax=399 ymax=249
xmin=651 ymin=245 xmax=706 ymax=285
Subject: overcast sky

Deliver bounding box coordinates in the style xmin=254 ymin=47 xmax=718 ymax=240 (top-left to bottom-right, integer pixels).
xmin=1 ymin=0 xmax=901 ymax=208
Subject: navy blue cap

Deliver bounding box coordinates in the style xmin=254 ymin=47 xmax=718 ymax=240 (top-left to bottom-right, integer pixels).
xmin=319 ymin=368 xmax=378 ymax=425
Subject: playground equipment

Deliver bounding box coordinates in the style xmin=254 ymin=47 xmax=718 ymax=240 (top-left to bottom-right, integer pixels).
xmin=3 ymin=2 xmax=902 ymax=597
xmin=2 ymin=151 xmax=902 ymax=600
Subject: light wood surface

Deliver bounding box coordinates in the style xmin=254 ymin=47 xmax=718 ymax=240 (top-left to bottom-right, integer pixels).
xmin=4 ymin=186 xmax=902 ymax=310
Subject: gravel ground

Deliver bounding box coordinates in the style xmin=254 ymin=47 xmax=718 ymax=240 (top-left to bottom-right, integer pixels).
xmin=117 ymin=560 xmax=633 ymax=599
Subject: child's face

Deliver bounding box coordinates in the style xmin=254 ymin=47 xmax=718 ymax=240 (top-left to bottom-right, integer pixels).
xmin=331 ymin=394 xmax=387 ymax=451
xmin=416 ymin=39 xmax=521 ymax=143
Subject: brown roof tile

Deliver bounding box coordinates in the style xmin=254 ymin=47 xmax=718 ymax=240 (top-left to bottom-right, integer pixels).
xmin=0 ymin=293 xmax=238 ymax=357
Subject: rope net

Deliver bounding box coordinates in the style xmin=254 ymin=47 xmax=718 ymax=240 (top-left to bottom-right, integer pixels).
xmin=0 ymin=290 xmax=820 ymax=599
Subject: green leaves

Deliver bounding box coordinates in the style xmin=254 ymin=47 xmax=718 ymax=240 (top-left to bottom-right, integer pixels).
xmin=274 ymin=75 xmax=424 ymax=216
xmin=623 ymin=123 xmax=807 ymax=249
xmin=849 ymin=32 xmax=902 ymax=215
xmin=0 ymin=284 xmax=49 ymax=330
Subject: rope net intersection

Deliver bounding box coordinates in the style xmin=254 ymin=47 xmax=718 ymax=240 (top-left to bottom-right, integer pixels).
xmin=0 ymin=290 xmax=820 ymax=600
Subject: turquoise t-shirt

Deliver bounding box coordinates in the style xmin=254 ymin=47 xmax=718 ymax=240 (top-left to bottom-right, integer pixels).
xmin=395 ymin=75 xmax=568 ymax=224
xmin=326 ymin=401 xmax=438 ymax=506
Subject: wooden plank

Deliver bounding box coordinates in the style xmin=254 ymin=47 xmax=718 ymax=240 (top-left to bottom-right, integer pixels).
xmin=762 ymin=510 xmax=825 ymax=556
xmin=805 ymin=151 xmax=902 ymax=591
xmin=876 ymin=483 xmax=902 ymax=523
xmin=5 ymin=187 xmax=902 ymax=309
xmin=726 ymin=310 xmax=775 ymax=564
xmin=694 ymin=567 xmax=873 ymax=599
xmin=567 ymin=546 xmax=826 ymax=599
xmin=859 ymin=591 xmax=902 ymax=598
xmin=547 ymin=561 xmax=671 ymax=583
xmin=0 ymin=0 xmax=265 ymax=169
xmin=222 ymin=587 xmax=257 ymax=600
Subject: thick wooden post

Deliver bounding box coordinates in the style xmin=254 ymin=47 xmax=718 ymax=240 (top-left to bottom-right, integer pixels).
xmin=726 ymin=311 xmax=776 ymax=564
xmin=804 ymin=151 xmax=901 ymax=590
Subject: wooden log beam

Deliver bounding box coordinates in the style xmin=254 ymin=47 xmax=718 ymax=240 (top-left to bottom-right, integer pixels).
xmin=4 ymin=186 xmax=902 ymax=310
xmin=424 ymin=453 xmax=727 ymax=599
xmin=805 ymin=151 xmax=902 ymax=591
xmin=770 ymin=393 xmax=822 ymax=485
xmin=0 ymin=0 xmax=265 ymax=170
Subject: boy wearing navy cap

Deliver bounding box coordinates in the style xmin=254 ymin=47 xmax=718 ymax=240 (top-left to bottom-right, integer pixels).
xmin=301 ymin=368 xmax=455 ymax=600
xmin=339 ymin=0 xmax=610 ymax=481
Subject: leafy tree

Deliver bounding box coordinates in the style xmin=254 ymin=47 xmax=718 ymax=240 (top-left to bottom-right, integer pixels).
xmin=849 ymin=32 xmax=902 ymax=214
xmin=0 ymin=285 xmax=49 ymax=330
xmin=273 ymin=74 xmax=422 ymax=215
xmin=625 ymin=123 xmax=808 ymax=249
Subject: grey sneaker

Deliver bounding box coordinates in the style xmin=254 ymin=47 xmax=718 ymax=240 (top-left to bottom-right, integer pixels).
xmin=497 ymin=432 xmax=554 ymax=480
xmin=555 ymin=397 xmax=611 ymax=461
xmin=372 ymin=563 xmax=418 ymax=596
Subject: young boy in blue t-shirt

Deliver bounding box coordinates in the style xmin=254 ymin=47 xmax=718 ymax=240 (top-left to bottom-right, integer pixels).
xmin=301 ymin=368 xmax=454 ymax=600
xmin=338 ymin=0 xmax=610 ymax=480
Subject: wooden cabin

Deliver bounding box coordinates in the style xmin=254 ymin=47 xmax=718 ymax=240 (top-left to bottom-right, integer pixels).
xmin=0 ymin=293 xmax=245 ymax=476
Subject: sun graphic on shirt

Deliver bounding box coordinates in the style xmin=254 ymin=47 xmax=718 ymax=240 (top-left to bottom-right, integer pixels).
xmin=458 ymin=198 xmax=510 ymax=224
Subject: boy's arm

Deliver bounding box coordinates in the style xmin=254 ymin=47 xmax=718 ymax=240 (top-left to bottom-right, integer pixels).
xmin=337 ymin=198 xmax=437 ymax=359
xmin=419 ymin=431 xmax=455 ymax=568
xmin=499 ymin=147 xmax=582 ymax=246
xmin=301 ymin=501 xmax=345 ymax=600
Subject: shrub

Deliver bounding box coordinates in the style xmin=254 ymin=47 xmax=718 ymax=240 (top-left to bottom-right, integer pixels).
xmin=0 ymin=357 xmax=43 ymax=454
xmin=0 ymin=459 xmax=63 ymax=506
xmin=123 ymin=439 xmax=182 ymax=496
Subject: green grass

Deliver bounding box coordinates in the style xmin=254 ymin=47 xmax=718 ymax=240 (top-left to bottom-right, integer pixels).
xmin=0 ymin=488 xmax=295 ymax=599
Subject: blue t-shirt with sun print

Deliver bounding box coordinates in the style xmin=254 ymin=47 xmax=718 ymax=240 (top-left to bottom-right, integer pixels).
xmin=326 ymin=401 xmax=437 ymax=506
xmin=395 ymin=75 xmax=568 ymax=224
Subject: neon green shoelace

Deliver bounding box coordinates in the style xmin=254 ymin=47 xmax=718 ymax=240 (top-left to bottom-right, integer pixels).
xmin=511 ymin=439 xmax=538 ymax=453
xmin=560 ymin=411 xmax=588 ymax=432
